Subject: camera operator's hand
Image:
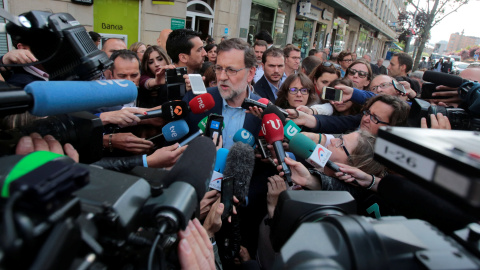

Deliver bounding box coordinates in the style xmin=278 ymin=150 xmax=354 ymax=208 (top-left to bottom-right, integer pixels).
xmin=334 ymin=163 xmax=378 ymax=190
xmin=15 ymin=133 xmax=79 ymax=162
xmin=178 ymin=219 xmax=215 ymax=270
xmin=276 ymin=157 xmax=321 ymax=190
xmin=430 ymin=86 xmax=462 ymax=107
xmin=107 ymin=132 xmax=153 ymax=154
xmin=267 ymin=175 xmax=287 ymax=218
xmin=421 ymin=113 xmax=452 ymax=130
xmin=100 ymin=107 xmax=148 ymax=127
xmin=199 ymin=190 xmax=220 ymax=220
xmin=203 ymin=197 xmax=224 ymax=238
xmin=286 ymin=109 xmax=317 ymax=128
xmin=2 ymin=49 xmax=38 ymax=64
xmin=146 ymin=143 xmax=187 ymax=168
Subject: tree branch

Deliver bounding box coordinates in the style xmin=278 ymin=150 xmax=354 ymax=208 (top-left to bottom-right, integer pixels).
xmin=431 ymin=2 xmax=468 ymax=27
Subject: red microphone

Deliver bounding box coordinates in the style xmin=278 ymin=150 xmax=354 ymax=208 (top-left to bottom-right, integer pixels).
xmin=189 ymin=93 xmax=215 ymax=114
xmin=258 ymin=98 xmax=270 ymax=105
xmin=262 ymin=113 xmax=292 ymax=185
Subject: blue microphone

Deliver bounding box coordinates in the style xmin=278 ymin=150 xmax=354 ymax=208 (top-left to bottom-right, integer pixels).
xmin=209 ymin=148 xmax=229 ymax=191
xmin=233 ymin=128 xmax=255 ymax=148
xmin=148 ymin=120 xmax=189 ymax=143
xmin=23 ymin=80 xmax=138 ymax=116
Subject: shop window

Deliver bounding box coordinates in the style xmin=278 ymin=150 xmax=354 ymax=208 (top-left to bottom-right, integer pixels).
xmin=248 ymin=3 xmax=275 ymax=45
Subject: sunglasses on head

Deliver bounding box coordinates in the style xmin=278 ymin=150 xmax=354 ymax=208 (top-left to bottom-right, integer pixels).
xmin=321 ymin=62 xmax=342 ymax=70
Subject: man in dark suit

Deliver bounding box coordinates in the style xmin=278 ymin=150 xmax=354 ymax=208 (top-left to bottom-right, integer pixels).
xmin=376 ymin=58 xmax=388 ymax=75
xmin=253 ymin=47 xmax=285 ymax=103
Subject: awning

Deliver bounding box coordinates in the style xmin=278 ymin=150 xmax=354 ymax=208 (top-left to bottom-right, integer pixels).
xmin=391 ymin=43 xmax=403 ymax=51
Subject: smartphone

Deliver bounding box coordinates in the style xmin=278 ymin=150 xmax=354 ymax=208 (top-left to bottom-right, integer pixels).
xmin=392 ymin=80 xmax=407 ymax=95
xmin=188 ymin=74 xmax=207 ymax=95
xmin=166 ymin=67 xmax=187 ymax=100
xmin=221 ymin=176 xmax=234 ymax=220
xmin=322 ymin=86 xmax=343 ymax=101
xmin=205 ymin=114 xmax=224 ymax=144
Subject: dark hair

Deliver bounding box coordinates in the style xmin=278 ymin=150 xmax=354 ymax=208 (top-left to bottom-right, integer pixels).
xmin=200 ymin=61 xmax=214 ymax=76
xmin=363 ymin=94 xmax=410 ymax=127
xmin=89 ymin=31 xmax=101 ymax=42
xmin=255 ymin=30 xmax=273 ymax=44
xmin=308 ymin=49 xmax=319 ymax=56
xmin=166 ymin=29 xmax=202 ymax=64
xmin=329 ymin=78 xmax=362 ymax=116
xmin=337 ymin=51 xmax=352 ymax=63
xmin=309 ymin=62 xmax=341 ymax=82
xmin=262 ymin=47 xmax=284 ymax=64
xmin=205 ymin=35 xmax=215 ymax=44
xmin=393 ymin=52 xmax=413 ymax=73
xmin=275 ymin=73 xmax=318 ymax=109
xmin=254 ymin=40 xmax=268 ymax=48
xmin=283 ymin=45 xmax=300 ymax=58
xmin=204 ymin=43 xmax=217 ymax=53
xmin=203 ymin=65 xmax=217 ymax=88
xmin=302 ymin=56 xmax=323 ymax=76
xmin=345 ymin=59 xmax=373 ymax=89
xmin=110 ymin=49 xmax=140 ymax=71
xmin=217 ymin=38 xmax=256 ymax=68
xmin=140 ymin=45 xmax=171 ymax=77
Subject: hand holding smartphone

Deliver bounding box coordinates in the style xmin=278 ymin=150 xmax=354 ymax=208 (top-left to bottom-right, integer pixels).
xmin=188 ymin=74 xmax=207 ymax=95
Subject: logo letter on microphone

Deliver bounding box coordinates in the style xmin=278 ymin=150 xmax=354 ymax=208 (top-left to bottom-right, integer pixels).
xmin=286 ymin=126 xmax=298 ymax=137
xmin=261 ymin=124 xmax=266 ymax=136
xmin=174 ymin=106 xmax=182 ymax=115
xmin=170 ymin=125 xmax=177 ymax=137
xmin=113 ymin=80 xmax=129 ymax=87
xmin=198 ymin=98 xmax=205 ymax=109
xmin=241 ymin=130 xmax=249 ymax=140
xmin=267 ymin=119 xmax=282 ymax=130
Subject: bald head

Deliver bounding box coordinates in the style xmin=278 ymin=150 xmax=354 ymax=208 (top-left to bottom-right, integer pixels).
xmin=102 ymin=38 xmax=127 ymax=58
xmin=157 ymin=29 xmax=173 ymax=50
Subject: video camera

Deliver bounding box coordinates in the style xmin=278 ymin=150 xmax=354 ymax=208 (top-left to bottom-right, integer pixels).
xmin=268 ymin=126 xmax=480 ymax=269
xmin=408 ymin=71 xmax=480 ymax=130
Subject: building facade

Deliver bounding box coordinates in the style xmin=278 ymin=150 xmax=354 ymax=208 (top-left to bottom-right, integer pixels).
xmin=3 ymin=0 xmax=403 ymax=60
xmin=446 ymin=31 xmax=480 ymax=53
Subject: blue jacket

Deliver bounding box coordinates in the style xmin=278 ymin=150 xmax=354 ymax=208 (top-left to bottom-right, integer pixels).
xmin=253 ymin=76 xmax=276 ymax=103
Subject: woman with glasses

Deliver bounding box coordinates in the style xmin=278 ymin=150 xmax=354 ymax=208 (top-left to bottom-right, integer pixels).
xmin=129 ymin=42 xmax=147 ymax=64
xmin=337 ymin=51 xmax=354 ymax=77
xmin=275 ymin=73 xmax=318 ymax=109
xmin=345 ymin=59 xmax=372 ymax=90
xmin=138 ymin=45 xmax=176 ymax=107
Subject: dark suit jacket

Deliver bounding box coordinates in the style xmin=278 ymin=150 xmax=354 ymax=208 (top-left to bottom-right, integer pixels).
xmin=253 ymin=75 xmax=276 ymax=103
xmin=313 ymin=114 xmax=362 ymax=134
xmin=379 ymin=65 xmax=388 ymax=75
xmin=370 ymin=63 xmax=380 ymax=75
xmin=182 ymin=87 xmax=262 ymax=139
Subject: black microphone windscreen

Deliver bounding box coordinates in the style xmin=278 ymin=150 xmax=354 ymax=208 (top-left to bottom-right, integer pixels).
xmin=262 ymin=104 xmax=287 ymax=124
xmin=422 ymin=70 xmax=467 ymax=88
xmin=223 ymin=142 xmax=255 ymax=202
xmin=163 ymin=136 xmax=216 ymax=202
xmin=377 ymin=174 xmax=477 ymax=233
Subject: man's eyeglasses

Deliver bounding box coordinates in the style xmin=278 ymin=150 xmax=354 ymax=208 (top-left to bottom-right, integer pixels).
xmin=321 ymin=62 xmax=342 ymax=70
xmin=347 ymin=68 xmax=369 ymax=79
xmin=334 ymin=134 xmax=350 ymax=157
xmin=288 ymin=87 xmax=309 ymax=95
xmin=363 ymin=110 xmax=390 ymax=125
xmin=213 ymin=65 xmax=249 ymax=76
xmin=371 ymin=82 xmax=393 ymax=92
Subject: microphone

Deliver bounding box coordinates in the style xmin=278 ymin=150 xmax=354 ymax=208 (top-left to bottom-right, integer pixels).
xmin=223 ymin=142 xmax=255 ymax=204
xmin=262 ymin=113 xmax=292 ymax=185
xmin=147 ymin=119 xmax=190 ymax=142
xmin=423 ymin=71 xmax=469 ymax=88
xmin=144 ymin=136 xmax=216 ymax=233
xmin=209 ymin=148 xmax=229 ymax=191
xmin=262 ymin=104 xmax=287 ymax=124
xmin=377 ymin=174 xmax=478 ymax=233
xmin=0 ymin=80 xmax=138 ymax=116
xmin=135 ymin=100 xmax=188 ymax=121
xmin=188 ymin=93 xmax=215 ymax=114
xmin=242 ymin=98 xmax=288 ymax=117
xmin=288 ymin=133 xmax=334 ymax=170
xmin=284 ymin=120 xmax=301 ymax=141
xmin=177 ymin=116 xmax=209 ymax=147
xmin=233 ymin=128 xmax=255 ymax=148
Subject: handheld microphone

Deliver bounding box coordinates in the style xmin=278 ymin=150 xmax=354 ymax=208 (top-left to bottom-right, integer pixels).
xmin=242 ymin=98 xmax=288 ymax=117
xmin=262 ymin=104 xmax=287 ymax=124
xmin=144 ymin=136 xmax=216 ymax=233
xmin=284 ymin=120 xmax=301 ymax=141
xmin=423 ymin=71 xmax=469 ymax=88
xmin=0 ymin=80 xmax=138 ymax=117
xmin=233 ymin=128 xmax=255 ymax=148
xmin=188 ymin=93 xmax=215 ymax=114
xmin=288 ymin=133 xmax=333 ymax=170
xmin=158 ymin=119 xmax=189 ymax=142
xmin=209 ymin=148 xmax=229 ymax=191
xmin=177 ymin=116 xmax=209 ymax=147
xmin=262 ymin=113 xmax=292 ymax=185
xmin=135 ymin=100 xmax=188 ymax=121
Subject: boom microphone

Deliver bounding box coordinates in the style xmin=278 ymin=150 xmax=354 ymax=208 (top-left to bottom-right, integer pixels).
xmin=262 ymin=113 xmax=292 ymax=185
xmin=423 ymin=71 xmax=469 ymax=88
xmin=377 ymin=174 xmax=478 ymax=233
xmin=0 ymin=80 xmax=138 ymax=117
xmin=223 ymin=142 xmax=255 ymax=203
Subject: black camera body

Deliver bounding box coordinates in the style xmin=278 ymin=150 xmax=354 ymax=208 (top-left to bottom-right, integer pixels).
xmin=6 ymin=10 xmax=111 ymax=81
xmin=165 ymin=67 xmax=187 ymax=100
